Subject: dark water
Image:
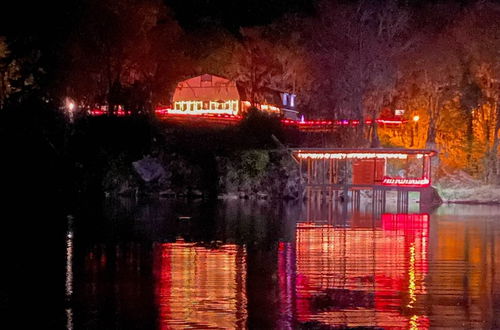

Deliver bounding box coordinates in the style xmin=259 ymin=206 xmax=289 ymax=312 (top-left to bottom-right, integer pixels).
xmin=17 ymin=198 xmax=500 ymax=329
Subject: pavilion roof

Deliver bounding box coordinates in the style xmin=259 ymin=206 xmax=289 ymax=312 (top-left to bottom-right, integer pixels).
xmin=291 ymin=148 xmax=437 ymax=157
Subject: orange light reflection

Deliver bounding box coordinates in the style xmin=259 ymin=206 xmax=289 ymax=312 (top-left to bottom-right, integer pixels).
xmin=155 ymin=240 xmax=247 ymax=330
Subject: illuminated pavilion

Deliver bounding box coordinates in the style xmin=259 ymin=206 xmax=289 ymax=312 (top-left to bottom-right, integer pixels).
xmin=158 ymin=74 xmax=299 ymax=120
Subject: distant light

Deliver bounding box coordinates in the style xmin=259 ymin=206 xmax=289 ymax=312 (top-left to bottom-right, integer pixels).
xmin=65 ymin=98 xmax=76 ymax=122
xmin=65 ymin=98 xmax=76 ymax=112
xmin=413 ymin=115 xmax=420 ymax=122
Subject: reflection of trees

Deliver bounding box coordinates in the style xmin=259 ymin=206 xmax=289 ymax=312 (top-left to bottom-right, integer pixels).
xmin=428 ymin=213 xmax=500 ymax=328
xmin=80 ymin=241 xmax=157 ymax=329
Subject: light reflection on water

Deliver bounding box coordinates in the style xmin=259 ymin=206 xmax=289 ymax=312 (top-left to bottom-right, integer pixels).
xmin=72 ymin=200 xmax=500 ymax=329
xmin=155 ymin=241 xmax=247 ymax=329
xmin=66 ymin=215 xmax=74 ymax=330
xmin=290 ymin=214 xmax=429 ymax=329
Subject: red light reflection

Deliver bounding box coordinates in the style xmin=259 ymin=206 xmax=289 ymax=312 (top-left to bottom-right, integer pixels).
xmin=281 ymin=213 xmax=429 ymax=328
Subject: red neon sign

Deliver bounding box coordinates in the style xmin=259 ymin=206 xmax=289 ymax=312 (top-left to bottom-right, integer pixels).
xmin=281 ymin=118 xmax=406 ymax=127
xmin=89 ymin=108 xmax=129 ymax=116
xmin=382 ymin=177 xmax=430 ymax=187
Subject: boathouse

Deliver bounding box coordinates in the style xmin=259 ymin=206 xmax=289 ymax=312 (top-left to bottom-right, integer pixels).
xmin=291 ymin=148 xmax=439 ymax=207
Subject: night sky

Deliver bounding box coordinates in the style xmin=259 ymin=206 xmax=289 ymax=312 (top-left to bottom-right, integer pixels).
xmin=0 ymin=0 xmax=314 ymax=34
xmin=0 ymin=0 xmax=472 ymax=42
xmin=0 ymin=0 xmax=317 ymax=66
xmin=166 ymin=0 xmax=316 ymax=30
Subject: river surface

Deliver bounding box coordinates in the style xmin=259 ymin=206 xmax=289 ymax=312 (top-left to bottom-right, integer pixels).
xmin=56 ymin=199 xmax=500 ymax=329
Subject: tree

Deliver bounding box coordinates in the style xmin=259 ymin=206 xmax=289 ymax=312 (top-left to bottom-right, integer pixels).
xmin=187 ymin=23 xmax=310 ymax=113
xmin=234 ymin=28 xmax=282 ymax=106
xmin=62 ymin=0 xmax=184 ymax=115
xmin=304 ymin=0 xmax=415 ymax=146
xmin=400 ymin=34 xmax=463 ymax=151
xmin=0 ymin=36 xmax=45 ymax=109
xmin=0 ymin=36 xmax=13 ymax=108
xmin=253 ymin=15 xmax=315 ymax=114
xmin=453 ymin=1 xmax=500 ymax=182
xmin=185 ymin=23 xmax=240 ymax=79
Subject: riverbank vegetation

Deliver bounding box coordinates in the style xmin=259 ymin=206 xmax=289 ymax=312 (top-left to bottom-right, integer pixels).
xmin=67 ymin=111 xmax=300 ymax=200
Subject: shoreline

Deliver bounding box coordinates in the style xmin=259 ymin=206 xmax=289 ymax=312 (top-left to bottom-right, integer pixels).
xmin=437 ymin=185 xmax=500 ymax=206
xmin=442 ymin=200 xmax=500 ymax=205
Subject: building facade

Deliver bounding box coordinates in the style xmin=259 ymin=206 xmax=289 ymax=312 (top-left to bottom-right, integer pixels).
xmin=168 ymin=74 xmax=298 ymax=120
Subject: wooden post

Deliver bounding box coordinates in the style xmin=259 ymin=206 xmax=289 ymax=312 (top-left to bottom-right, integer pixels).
xmin=307 ymin=158 xmax=311 ymax=185
xmin=373 ymin=157 xmax=376 ymax=184
xmin=329 ymin=159 xmax=333 ymax=201
xmin=425 ymin=155 xmax=431 ymax=182
xmin=381 ymin=189 xmax=386 ymax=213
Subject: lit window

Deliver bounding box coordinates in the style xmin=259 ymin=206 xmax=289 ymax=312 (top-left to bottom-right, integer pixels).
xmin=290 ymin=94 xmax=295 ymax=107
xmin=282 ymin=93 xmax=288 ymax=106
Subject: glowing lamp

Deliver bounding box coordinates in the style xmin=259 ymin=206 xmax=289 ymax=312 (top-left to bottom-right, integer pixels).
xmin=413 ymin=115 xmax=420 ymax=122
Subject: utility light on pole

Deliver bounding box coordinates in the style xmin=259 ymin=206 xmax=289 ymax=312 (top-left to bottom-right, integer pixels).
xmin=65 ymin=98 xmax=76 ymax=123
xmin=411 ymin=115 xmax=420 ymax=147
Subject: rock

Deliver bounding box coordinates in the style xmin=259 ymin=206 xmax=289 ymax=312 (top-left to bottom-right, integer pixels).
xmin=132 ymin=156 xmax=166 ymax=182
xmin=421 ymin=186 xmax=443 ymax=206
